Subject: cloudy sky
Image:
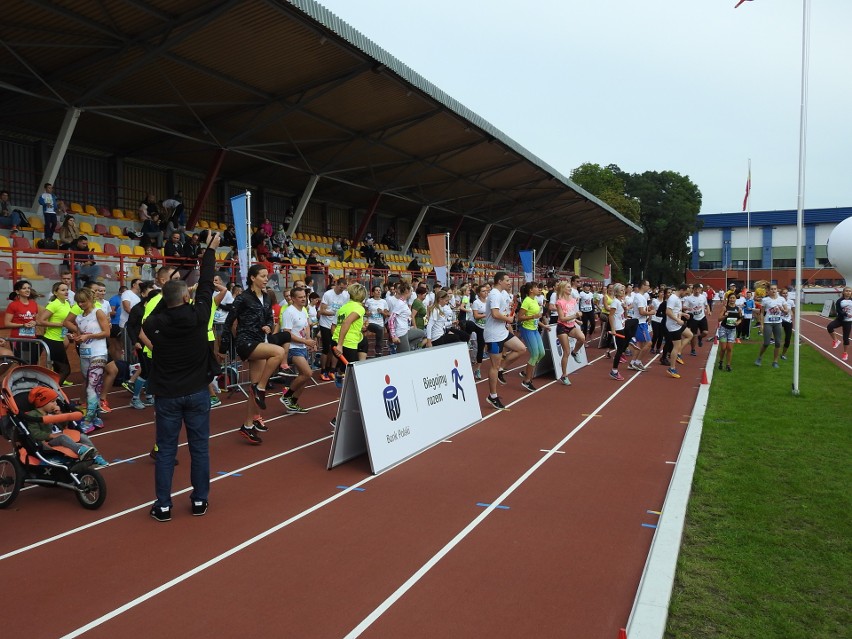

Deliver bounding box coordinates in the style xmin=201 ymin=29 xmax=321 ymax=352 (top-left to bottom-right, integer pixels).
xmin=316 ymin=0 xmax=851 ymax=216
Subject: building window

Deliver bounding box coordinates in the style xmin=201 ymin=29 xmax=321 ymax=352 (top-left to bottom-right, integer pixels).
xmin=698 ymin=261 xmax=722 ymax=270
xmin=772 ymin=259 xmax=796 ymax=268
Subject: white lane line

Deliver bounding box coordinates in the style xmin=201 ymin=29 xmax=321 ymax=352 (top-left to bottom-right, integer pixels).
xmin=59 ymin=473 xmax=376 ymax=639
xmin=55 ymin=357 xmax=606 ymax=636
xmin=0 ymin=433 xmax=332 ymax=562
xmin=797 ymin=320 xmax=852 ymax=371
xmin=343 ymin=365 xmax=647 ymax=638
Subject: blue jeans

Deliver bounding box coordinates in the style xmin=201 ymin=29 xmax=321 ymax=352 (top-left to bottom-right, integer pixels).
xmin=154 ymin=388 xmax=210 ymax=508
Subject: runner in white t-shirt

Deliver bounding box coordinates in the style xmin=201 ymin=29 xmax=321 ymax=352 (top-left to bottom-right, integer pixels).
xmin=579 ymin=282 xmax=596 ymax=336
xmin=364 ymin=285 xmax=389 ymax=356
xmin=826 ymin=286 xmax=852 ymax=361
xmin=686 ymin=284 xmax=710 ymax=355
xmin=627 ymin=280 xmax=654 ymax=371
xmin=483 ymin=272 xmax=527 ymax=411
xmin=318 ymin=278 xmax=349 ymax=380
xmin=664 ymin=283 xmax=694 ymax=379
xmin=279 ymin=287 xmax=317 ymax=413
xmin=755 ymin=284 xmax=788 ymax=367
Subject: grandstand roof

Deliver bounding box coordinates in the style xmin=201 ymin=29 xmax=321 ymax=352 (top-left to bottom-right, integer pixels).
xmin=0 ymin=0 xmax=641 ymax=249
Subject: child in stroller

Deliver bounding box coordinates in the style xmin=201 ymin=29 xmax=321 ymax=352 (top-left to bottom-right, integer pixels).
xmin=26 ymin=386 xmax=108 ymax=468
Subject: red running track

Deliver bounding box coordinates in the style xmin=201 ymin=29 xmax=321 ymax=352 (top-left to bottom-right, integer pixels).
xmin=796 ymin=313 xmax=852 ymax=375
xmin=1 ymin=340 xmax=715 ymax=638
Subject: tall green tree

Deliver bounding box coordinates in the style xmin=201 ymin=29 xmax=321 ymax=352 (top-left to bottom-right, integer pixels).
xmin=622 ymin=170 xmax=702 ymax=284
xmin=569 ymin=163 xmax=639 ymax=280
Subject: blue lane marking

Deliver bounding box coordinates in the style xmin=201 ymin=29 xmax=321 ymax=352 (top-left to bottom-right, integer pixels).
xmin=216 ymin=471 xmax=243 ymax=477
xmin=641 ymin=523 xmax=657 ymax=529
xmin=112 ymin=458 xmax=134 ymax=464
xmin=476 ymin=502 xmax=510 ymax=510
xmin=337 ymin=485 xmax=365 ymax=492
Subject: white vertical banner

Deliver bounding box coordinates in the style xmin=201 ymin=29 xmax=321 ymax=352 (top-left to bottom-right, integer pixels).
xmin=230 ymin=191 xmax=251 ymax=285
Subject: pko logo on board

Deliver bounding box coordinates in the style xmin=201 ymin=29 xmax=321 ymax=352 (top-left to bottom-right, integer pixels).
xmin=383 ymin=374 xmax=401 ymax=421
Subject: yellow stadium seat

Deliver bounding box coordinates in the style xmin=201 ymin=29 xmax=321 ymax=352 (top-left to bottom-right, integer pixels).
xmin=79 ymin=221 xmax=96 ymax=235
xmin=27 ymin=216 xmax=44 ymax=231
xmin=88 ymin=242 xmax=101 ymax=253
xmin=198 ymin=220 xmax=209 ymax=228
xmin=70 ymin=202 xmax=84 ymax=214
xmin=112 ymin=209 xmax=124 ymax=219
xmin=17 ymin=261 xmax=43 ymax=280
xmin=119 ymin=244 xmax=132 ymax=255
xmin=108 ymin=225 xmax=124 ymax=237
xmin=124 ymin=210 xmax=136 ymax=220
xmin=84 ymin=205 xmax=97 ymax=216
xmin=133 ymin=245 xmax=145 ymax=256
xmin=0 ymin=235 xmax=10 ymax=248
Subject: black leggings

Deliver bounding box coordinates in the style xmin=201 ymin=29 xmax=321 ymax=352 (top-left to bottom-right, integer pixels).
xmin=737 ymin=317 xmax=752 ymax=339
xmin=782 ymin=320 xmax=793 ymax=349
xmin=466 ymin=322 xmax=485 ymax=363
xmin=365 ymin=323 xmax=384 ymax=354
xmin=611 ymin=333 xmax=629 ymax=371
xmin=827 ymin=318 xmax=851 ymax=345
xmin=651 ymin=321 xmax=665 ymax=351
xmin=581 ymin=311 xmax=596 ymax=336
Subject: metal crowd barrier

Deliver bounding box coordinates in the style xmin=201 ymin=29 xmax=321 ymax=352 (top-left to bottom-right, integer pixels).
xmin=5 ymin=337 xmax=53 ymax=369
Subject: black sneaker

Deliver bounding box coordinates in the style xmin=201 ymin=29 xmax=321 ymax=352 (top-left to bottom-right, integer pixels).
xmin=251 ymin=384 xmax=266 ymax=409
xmin=252 ymin=417 xmax=268 ymax=432
xmin=239 ymin=425 xmax=263 ymax=444
xmin=497 ymin=370 xmax=507 ymax=385
xmin=486 ymin=395 xmax=509 ymax=410
xmin=150 ymin=504 xmax=171 ymax=522
xmin=521 ymin=379 xmax=536 ymax=392
xmin=191 ymin=500 xmax=208 ymax=517
xmin=718 ymin=360 xmax=724 ymax=370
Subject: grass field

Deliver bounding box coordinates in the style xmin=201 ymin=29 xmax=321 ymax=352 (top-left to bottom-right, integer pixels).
xmin=665 ymin=342 xmax=851 ymax=639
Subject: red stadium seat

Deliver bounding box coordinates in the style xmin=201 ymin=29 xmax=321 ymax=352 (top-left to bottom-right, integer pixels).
xmin=38 ymin=262 xmax=59 ymax=279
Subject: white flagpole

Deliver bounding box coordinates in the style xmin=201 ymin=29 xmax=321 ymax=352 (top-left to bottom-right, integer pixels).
xmin=533 ymin=249 xmax=537 ymax=282
xmin=245 ymin=190 xmax=252 ymax=283
xmin=792 ymin=0 xmax=810 ymax=396
xmin=444 ymin=232 xmax=450 ymax=287
xmin=746 ymin=158 xmax=751 ymax=291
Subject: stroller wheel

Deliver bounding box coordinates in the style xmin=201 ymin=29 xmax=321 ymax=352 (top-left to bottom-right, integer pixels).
xmin=0 ymin=454 xmax=23 ymax=509
xmin=75 ymin=469 xmax=107 ymax=510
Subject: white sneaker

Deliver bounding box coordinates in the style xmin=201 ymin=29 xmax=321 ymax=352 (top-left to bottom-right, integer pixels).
xmin=560 ymin=375 xmax=572 ymax=386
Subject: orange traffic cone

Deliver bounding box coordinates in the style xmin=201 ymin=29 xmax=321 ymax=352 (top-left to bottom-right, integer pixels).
xmin=701 ymin=369 xmax=709 ymax=385
xmin=618 ymin=629 xmax=628 ymax=639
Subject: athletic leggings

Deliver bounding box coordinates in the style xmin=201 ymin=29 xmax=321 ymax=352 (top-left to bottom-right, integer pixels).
xmin=581 ymin=311 xmax=596 ymax=336
xmin=651 ymin=321 xmax=665 ymax=351
xmin=519 ymin=327 xmax=545 ymax=366
xmin=466 ymin=322 xmax=485 ymax=363
xmin=737 ymin=317 xmax=752 ymax=339
xmin=611 ymin=333 xmax=629 ymax=371
xmin=827 ymin=318 xmax=852 ymax=345
xmin=365 ymin=323 xmax=384 ymax=354
xmin=782 ymin=320 xmax=793 ymax=349
xmin=80 ymin=356 xmax=106 ymax=417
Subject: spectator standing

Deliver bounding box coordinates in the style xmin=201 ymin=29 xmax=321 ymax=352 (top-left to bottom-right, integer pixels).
xmin=163 ymin=232 xmax=185 ymax=268
xmin=120 ymin=279 xmax=142 ymax=329
xmin=38 ymin=182 xmax=58 ymax=240
xmin=141 ymin=233 xmax=221 ymax=522
xmin=5 ymin=280 xmax=41 ymax=364
xmin=141 ymin=213 xmax=164 ymax=248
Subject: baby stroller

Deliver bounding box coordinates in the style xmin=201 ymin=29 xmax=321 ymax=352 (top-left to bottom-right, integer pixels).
xmin=0 ymin=359 xmax=107 ymax=510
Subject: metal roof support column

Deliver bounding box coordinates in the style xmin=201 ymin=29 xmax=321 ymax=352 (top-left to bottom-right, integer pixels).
xmin=188 ymin=148 xmax=226 ymax=230
xmin=559 ymin=247 xmax=575 ymax=272
xmin=352 ymin=193 xmax=381 ymax=248
xmin=538 ymin=238 xmax=551 ymax=259
xmin=469 ymin=224 xmax=494 ymax=264
xmin=491 ymin=228 xmax=516 ymax=266
xmin=32 ymin=107 xmax=80 ymax=211
xmin=449 ymin=215 xmax=465 ymax=245
xmin=401 ymin=205 xmax=429 ymax=256
xmin=286 ymin=174 xmax=320 ymax=237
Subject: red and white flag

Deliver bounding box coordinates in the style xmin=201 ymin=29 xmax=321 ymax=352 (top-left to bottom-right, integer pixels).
xmin=742 ymin=167 xmax=751 ymax=211
xmin=734 ymin=0 xmax=753 ymax=8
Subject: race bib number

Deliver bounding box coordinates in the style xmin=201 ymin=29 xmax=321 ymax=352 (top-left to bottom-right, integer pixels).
xmin=61 ymin=327 xmax=68 ymax=338
xmin=19 ymin=326 xmax=35 ymax=337
xmin=80 ymin=346 xmax=92 ymax=358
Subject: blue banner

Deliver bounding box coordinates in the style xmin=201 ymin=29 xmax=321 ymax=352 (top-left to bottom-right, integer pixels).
xmin=230 ymin=192 xmax=250 ymax=286
xmin=519 ymin=250 xmax=534 ymax=282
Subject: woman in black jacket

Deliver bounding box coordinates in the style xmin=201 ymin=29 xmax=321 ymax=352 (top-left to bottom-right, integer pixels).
xmin=224 ymin=264 xmax=290 ymax=444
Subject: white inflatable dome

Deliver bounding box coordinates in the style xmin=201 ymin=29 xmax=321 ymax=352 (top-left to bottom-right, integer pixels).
xmin=826 ymin=216 xmax=852 ymax=285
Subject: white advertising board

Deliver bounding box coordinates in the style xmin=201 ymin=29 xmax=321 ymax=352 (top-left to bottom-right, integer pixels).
xmin=545 ymin=326 xmax=588 ymax=379
xmin=328 ymin=342 xmax=483 ymax=474
xmin=820 ymin=300 xmax=833 ymax=318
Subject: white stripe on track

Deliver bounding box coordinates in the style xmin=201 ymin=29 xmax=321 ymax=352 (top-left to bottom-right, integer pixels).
xmin=342 ymin=365 xmax=649 ymax=638
xmin=54 ymin=357 xmax=613 ymax=637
